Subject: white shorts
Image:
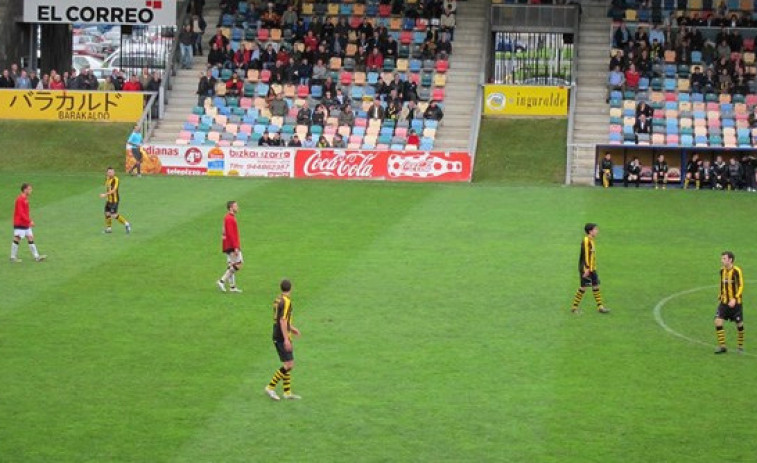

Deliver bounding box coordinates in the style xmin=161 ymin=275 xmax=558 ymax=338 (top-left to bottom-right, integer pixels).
xmin=13 ymin=227 xmax=33 ymax=239
xmin=226 ymin=250 xmax=243 ymax=265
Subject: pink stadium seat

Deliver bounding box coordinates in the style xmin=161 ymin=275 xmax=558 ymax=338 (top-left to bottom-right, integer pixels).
xmin=379 ymin=4 xmax=391 ymax=16
xmin=187 ymin=114 xmax=200 ymax=124
xmin=218 ymin=140 xmax=231 ymax=147
xmin=435 ymin=60 xmax=449 ymax=73
xmin=432 ymin=88 xmax=445 ymax=100
xmin=260 ymin=69 xmax=271 ymax=83
xmin=240 ymin=97 xmax=252 ymax=109
xmin=400 ymin=31 xmax=412 ymax=45
xmin=176 ymin=139 xmax=190 ymax=145
xmin=257 ymin=29 xmax=269 ymax=41
xmin=179 ymin=130 xmax=192 ymax=140
xmin=747 ymin=95 xmax=757 ymax=106
xmin=297 ymin=85 xmax=309 ymax=98
xmin=240 ymin=124 xmax=252 ymax=134
xmin=349 ymin=135 xmax=363 ymax=145
xmin=666 ymin=134 xmax=679 ymax=144
xmin=664 ymin=92 xmax=676 ymax=102
xmin=340 ymin=71 xmax=352 ymax=86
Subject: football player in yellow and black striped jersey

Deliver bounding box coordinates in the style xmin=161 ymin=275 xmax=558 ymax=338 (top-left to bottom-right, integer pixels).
xmin=570 ymin=223 xmax=610 ymax=314
xmin=714 ymin=251 xmax=745 ymax=354
xmin=264 ymin=279 xmax=301 ymax=401
xmin=99 ymin=167 xmax=131 ymax=234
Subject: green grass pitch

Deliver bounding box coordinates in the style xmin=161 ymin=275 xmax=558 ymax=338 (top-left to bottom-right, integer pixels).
xmin=2 ymin=121 xmax=757 ymax=461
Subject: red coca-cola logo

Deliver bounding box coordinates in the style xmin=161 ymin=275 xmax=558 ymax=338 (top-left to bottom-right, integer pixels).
xmin=301 ymin=151 xmax=378 ymax=178
xmin=184 ymin=147 xmax=202 ymax=165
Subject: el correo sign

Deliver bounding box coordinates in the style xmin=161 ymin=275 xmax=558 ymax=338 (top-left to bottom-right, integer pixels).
xmin=23 ymin=0 xmax=176 ymax=26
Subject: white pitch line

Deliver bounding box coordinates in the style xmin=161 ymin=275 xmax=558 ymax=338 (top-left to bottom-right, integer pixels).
xmin=652 ymin=284 xmax=757 ymax=357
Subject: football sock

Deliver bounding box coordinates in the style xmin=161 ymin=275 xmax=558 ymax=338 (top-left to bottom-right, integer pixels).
xmin=684 ymin=178 xmax=689 ymax=189
xmin=283 ymin=369 xmax=292 ymax=395
xmin=105 ymin=217 xmax=113 ymax=228
xmin=716 ymin=326 xmax=726 ymax=347
xmin=738 ymin=325 xmax=744 ymax=349
xmin=571 ymin=288 xmax=585 ymax=310
xmin=11 ymin=242 xmax=18 ymax=259
xmin=221 ymin=266 xmax=235 ymax=283
xmin=116 ymin=214 xmax=128 ymax=225
xmin=592 ymin=287 xmax=603 ymax=308
xmin=229 ymin=273 xmax=237 ymax=288
xmin=268 ymin=366 xmax=287 ymax=389
xmin=28 ymin=242 xmax=39 ymax=259
xmin=696 ymin=180 xmax=700 ymax=189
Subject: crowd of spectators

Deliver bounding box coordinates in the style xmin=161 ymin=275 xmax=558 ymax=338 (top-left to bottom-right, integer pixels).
xmin=190 ymin=0 xmax=455 ymax=146
xmin=0 ymin=63 xmax=162 ymax=93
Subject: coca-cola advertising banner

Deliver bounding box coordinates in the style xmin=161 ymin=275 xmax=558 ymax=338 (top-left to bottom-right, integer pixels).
xmin=128 ymin=145 xmax=472 ymax=182
xmin=294 ymin=149 xmax=472 ymax=182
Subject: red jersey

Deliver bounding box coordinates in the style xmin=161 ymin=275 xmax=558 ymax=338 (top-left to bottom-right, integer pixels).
xmin=13 ymin=194 xmax=31 ymax=228
xmin=222 ymin=212 xmax=240 ymax=252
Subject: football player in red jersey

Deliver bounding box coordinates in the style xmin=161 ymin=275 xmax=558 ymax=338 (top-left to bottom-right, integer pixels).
xmin=217 ymin=200 xmax=243 ymax=293
xmin=10 ymin=183 xmax=46 ymax=263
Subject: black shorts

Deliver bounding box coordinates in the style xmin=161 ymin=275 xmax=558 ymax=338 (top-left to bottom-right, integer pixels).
xmin=105 ymin=202 xmax=119 ymax=214
xmin=580 ymin=271 xmax=600 ymax=287
xmin=716 ymin=303 xmax=744 ymax=323
xmin=131 ymin=147 xmax=143 ymax=161
xmin=274 ymin=340 xmax=293 ymax=362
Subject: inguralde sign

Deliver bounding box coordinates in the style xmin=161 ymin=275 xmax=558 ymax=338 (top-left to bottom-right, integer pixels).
xmin=24 ymin=0 xmax=176 ymax=26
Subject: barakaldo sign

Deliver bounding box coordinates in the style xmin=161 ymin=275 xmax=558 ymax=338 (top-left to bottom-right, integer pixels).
xmin=24 ymin=0 xmax=176 ymax=26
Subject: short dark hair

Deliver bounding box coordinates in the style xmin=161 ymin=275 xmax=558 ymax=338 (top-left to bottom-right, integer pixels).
xmin=280 ymin=279 xmax=292 ymax=292
xmin=20 ymin=183 xmax=30 ymax=192
xmin=106 ymin=166 xmax=114 ymax=171
xmin=584 ymin=223 xmax=597 ymax=234
xmin=722 ymin=251 xmax=735 ymax=262
xmin=227 ymin=201 xmax=236 ymax=210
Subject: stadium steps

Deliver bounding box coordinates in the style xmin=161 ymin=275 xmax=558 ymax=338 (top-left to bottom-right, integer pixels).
xmin=433 ymin=0 xmax=488 ymax=151
xmin=570 ymin=0 xmax=611 ymax=185
xmin=151 ymin=0 xmax=222 ymax=143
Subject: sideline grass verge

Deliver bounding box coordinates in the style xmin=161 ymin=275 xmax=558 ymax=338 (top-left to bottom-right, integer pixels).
xmin=0 ymin=121 xmax=132 ymax=173
xmin=474 ymin=118 xmax=567 ymax=184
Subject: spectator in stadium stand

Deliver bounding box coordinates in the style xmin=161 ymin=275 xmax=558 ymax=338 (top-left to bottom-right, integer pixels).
xmin=281 ymin=5 xmax=297 ymax=30
xmin=261 ymin=44 xmax=276 ymax=70
xmin=440 ymin=6 xmax=456 ymax=40
xmin=304 ymin=30 xmax=319 ymax=57
xmin=420 ymin=37 xmax=437 ymax=60
xmin=718 ymin=68 xmax=732 ymax=93
xmin=311 ymin=59 xmax=327 ymax=86
xmin=407 ymin=129 xmax=420 ymax=147
xmin=613 ymin=21 xmax=630 ymax=49
xmin=297 ymin=101 xmax=312 ymax=125
xmin=690 ymin=66 xmax=706 ymax=93
xmin=28 ymin=71 xmax=39 ymax=90
xmin=321 ymin=90 xmax=337 ymax=110
xmin=209 ymin=28 xmax=229 ymax=52
xmin=269 ymin=92 xmax=289 ymax=118
xmin=608 ymin=49 xmax=623 ymax=71
xmin=36 ymin=73 xmax=49 ymax=90
xmin=258 ymin=131 xmax=273 ymax=147
xmin=338 ymin=104 xmax=355 ymax=126
xmin=0 ymin=69 xmax=14 ymax=88
xmin=139 ymin=68 xmax=151 ymax=89
xmin=81 ymin=68 xmax=99 ymax=90
xmin=400 ymin=100 xmax=419 ymax=121
xmin=423 ymin=100 xmax=444 ymax=121
xmin=295 ymin=58 xmax=312 ymax=85
xmin=367 ymin=99 xmax=385 ymax=120
xmin=226 ymin=74 xmax=242 ymax=97
xmin=271 ymin=60 xmax=285 ymax=85
xmin=321 ymin=75 xmax=337 ymax=97
xmin=383 ymin=35 xmax=399 ymax=60
xmin=332 ymin=133 xmax=346 ymax=148
xmin=741 ymin=154 xmax=757 ymax=192
xmin=316 ymin=135 xmax=330 ymax=148
xmin=15 ymin=70 xmax=31 ymax=89
xmin=606 ymin=65 xmax=625 ymax=103
xmin=196 ymin=69 xmax=216 ymax=106
xmin=625 ymin=157 xmax=642 ymax=188
xmin=437 ymin=35 xmax=452 ymax=59
xmin=334 ymin=88 xmax=347 ymax=106
xmin=366 ymin=48 xmax=384 ymax=72
xmin=270 ymin=132 xmax=282 ymax=147
xmin=302 ymin=133 xmax=316 ymax=148
xmin=49 ymin=74 xmax=65 ymax=90
xmin=99 ymin=75 xmax=116 ymax=91
xmin=649 ymin=24 xmax=665 ymax=46
xmin=712 ymin=156 xmax=727 ymax=190
xmin=634 ymin=114 xmax=651 ymax=140
xmin=386 ymin=100 xmax=401 ymax=121
xmin=208 ymin=43 xmax=225 ymax=67
xmin=748 ymin=107 xmax=757 ymax=128
xmin=261 ymin=3 xmax=280 ymax=28
xmin=624 ymin=64 xmax=640 ymax=91
xmin=145 ymin=71 xmax=161 ymax=93
xmin=733 ymin=75 xmax=749 ymax=96
xmin=312 ymin=104 xmax=327 ymax=127
xmin=636 ymin=101 xmax=652 ymax=119
xmin=288 ymin=134 xmax=302 ymax=147
xmin=9 ymin=63 xmax=19 ymax=81
xmin=677 ymin=39 xmax=692 ymax=66
xmin=179 ymin=24 xmax=195 ymax=70
xmin=233 ymin=46 xmax=251 ymax=72
xmin=123 ymin=74 xmax=143 ymax=92
xmin=354 ymin=48 xmax=368 ymax=72
xmin=221 ymin=43 xmax=235 ymax=70
xmin=192 ymin=14 xmax=207 ymax=56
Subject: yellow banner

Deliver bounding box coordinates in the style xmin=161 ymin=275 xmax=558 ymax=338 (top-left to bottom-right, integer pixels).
xmin=0 ymin=90 xmax=144 ymax=122
xmin=483 ymin=85 xmax=568 ymax=116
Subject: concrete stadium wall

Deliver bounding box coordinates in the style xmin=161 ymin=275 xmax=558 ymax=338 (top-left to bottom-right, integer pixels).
xmin=0 ymin=0 xmax=30 ymax=71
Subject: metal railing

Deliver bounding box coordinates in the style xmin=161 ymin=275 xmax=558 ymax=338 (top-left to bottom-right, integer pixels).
xmin=468 ymin=1 xmax=493 ymax=176
xmin=158 ymin=0 xmax=191 ymax=120
xmin=564 ymin=84 xmax=578 ymax=184
xmin=136 ymin=91 xmax=160 ymax=141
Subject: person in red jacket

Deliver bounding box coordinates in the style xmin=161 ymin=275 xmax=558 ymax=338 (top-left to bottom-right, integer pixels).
xmin=217 ymin=200 xmax=242 ymax=293
xmin=122 ymin=74 xmax=143 ymax=91
xmin=11 ymin=183 xmax=46 ymax=262
xmin=366 ymin=47 xmax=384 ymax=72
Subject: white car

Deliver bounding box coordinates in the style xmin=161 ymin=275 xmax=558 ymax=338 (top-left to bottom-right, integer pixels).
xmin=73 ymin=54 xmax=105 ymax=72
